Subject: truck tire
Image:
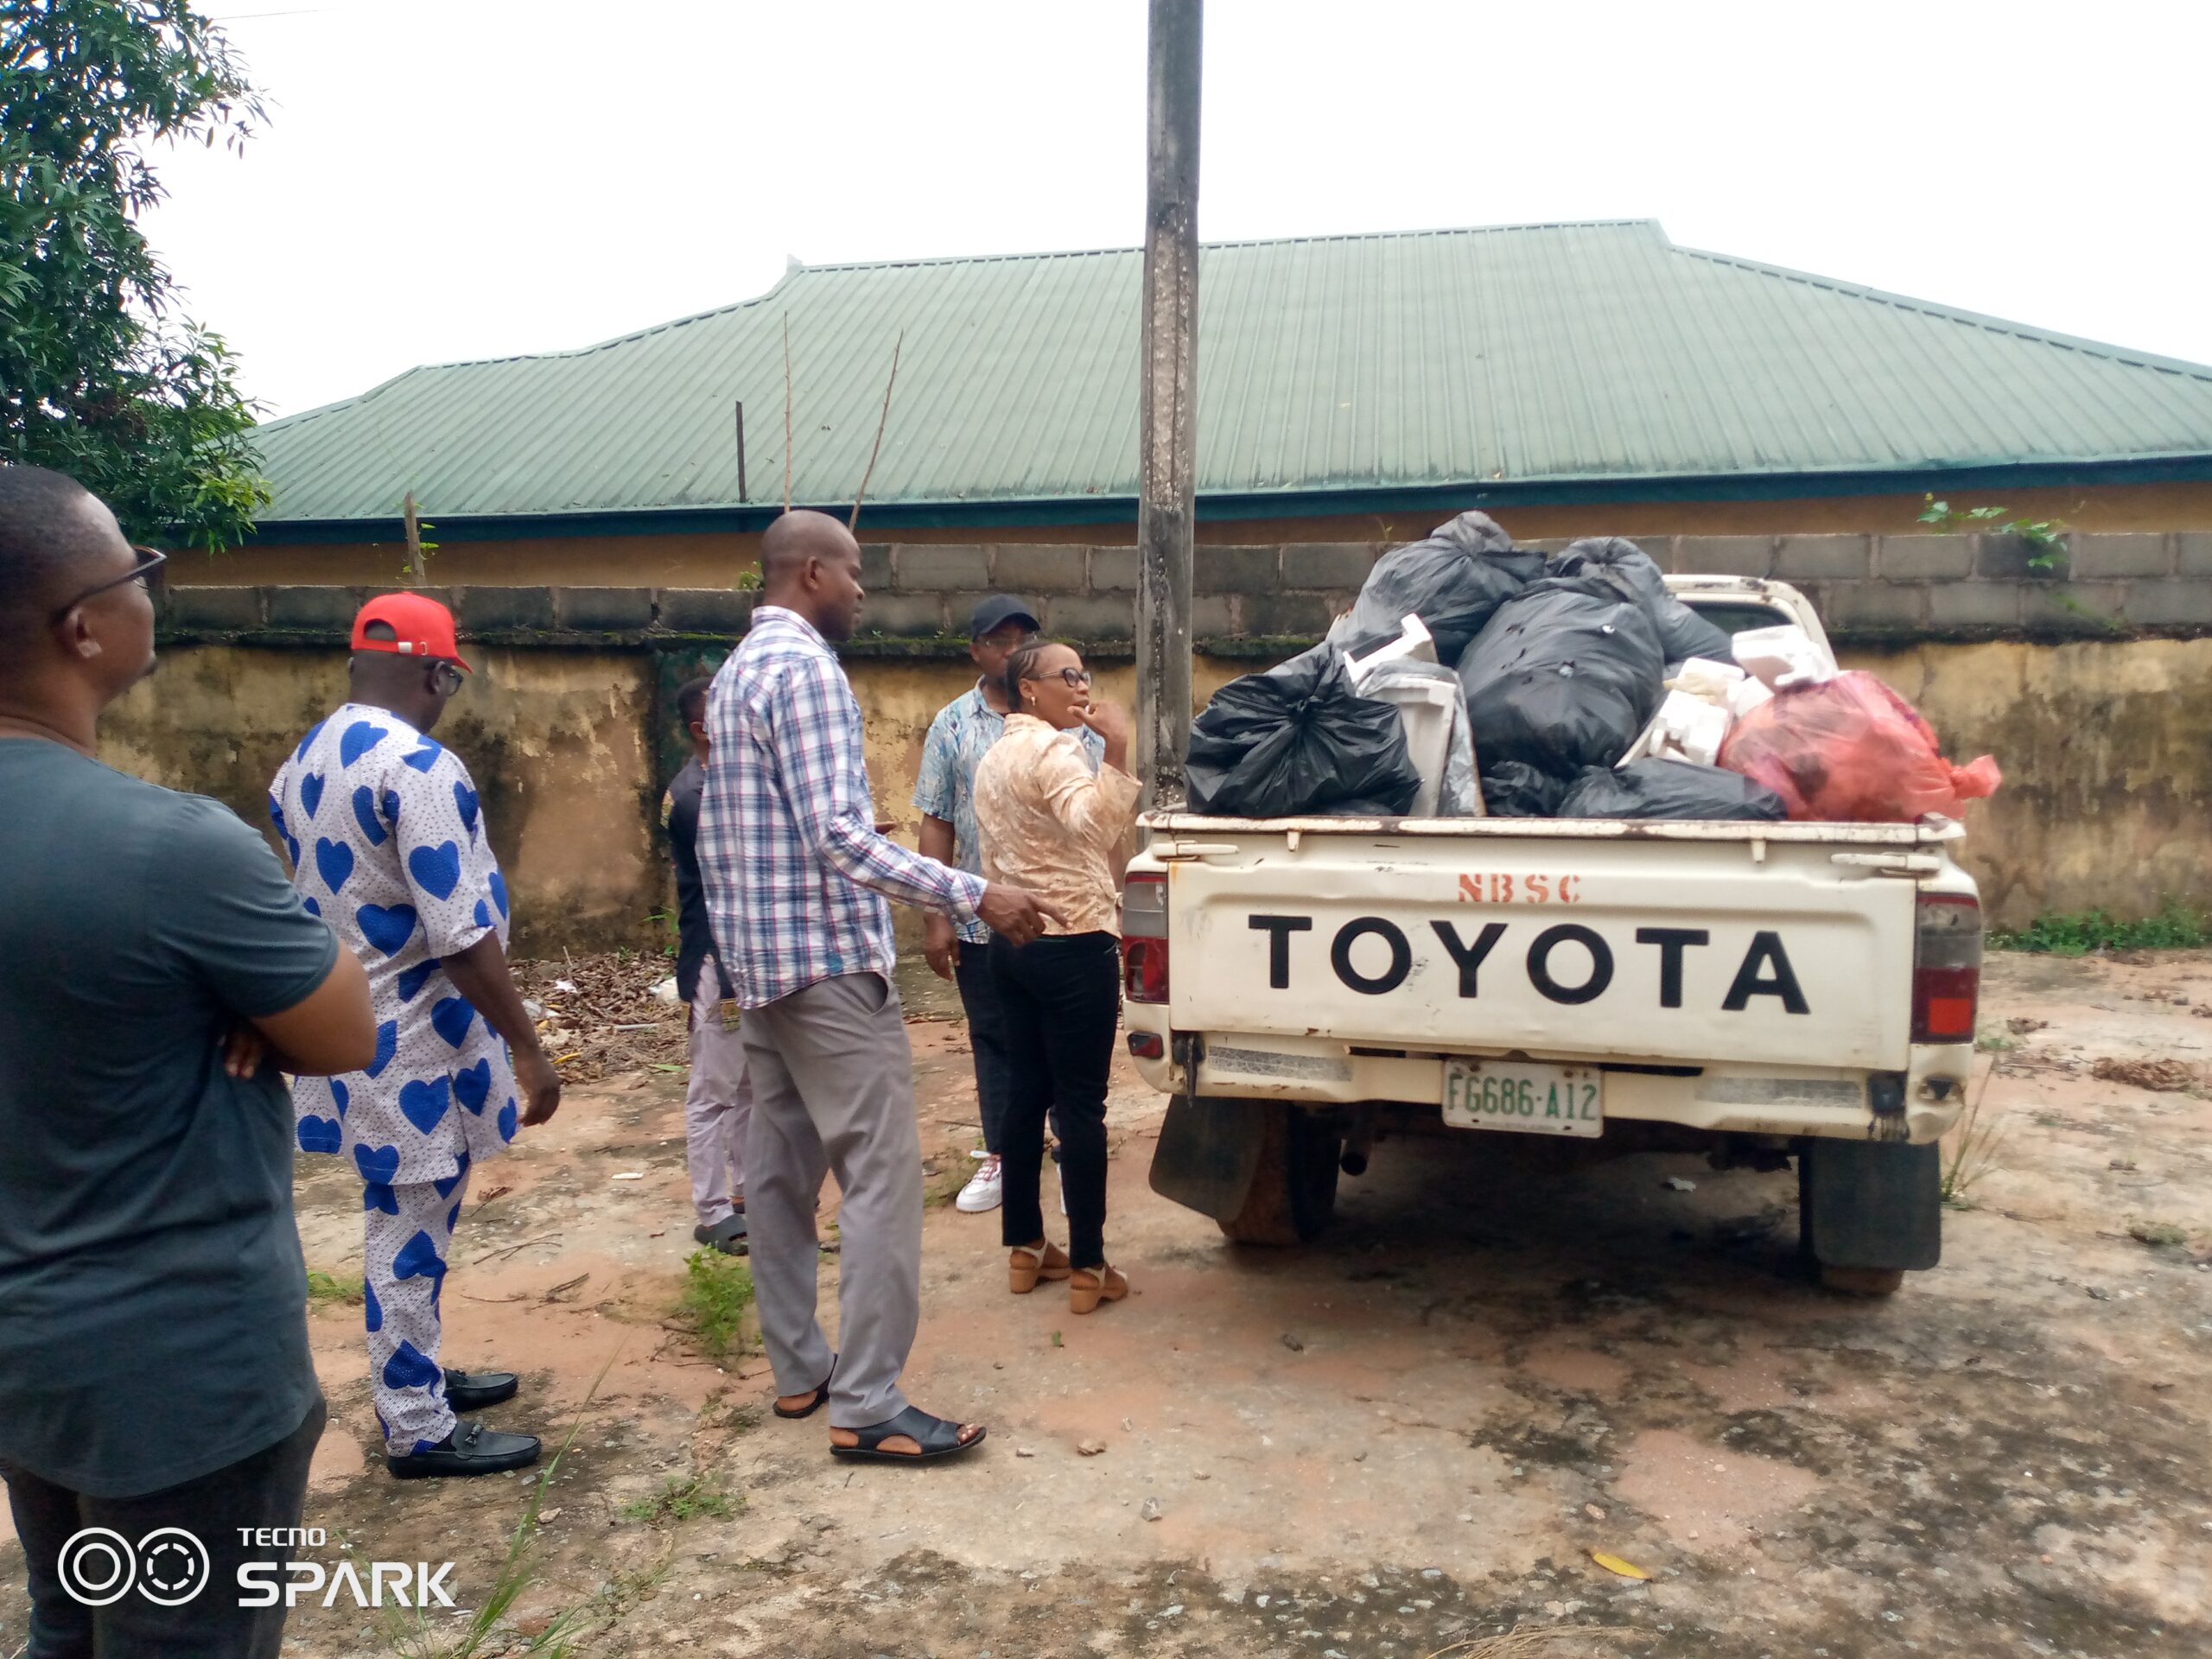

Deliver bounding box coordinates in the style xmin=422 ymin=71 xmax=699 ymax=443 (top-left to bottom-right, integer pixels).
xmin=1818 ymin=1265 xmax=1906 ymax=1297
xmin=1218 ymin=1109 xmax=1340 ymax=1246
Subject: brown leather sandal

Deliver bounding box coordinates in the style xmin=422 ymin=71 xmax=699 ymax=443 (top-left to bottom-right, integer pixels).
xmin=1008 ymin=1240 xmax=1071 ymax=1294
xmin=1069 ymin=1263 xmax=1128 ymax=1314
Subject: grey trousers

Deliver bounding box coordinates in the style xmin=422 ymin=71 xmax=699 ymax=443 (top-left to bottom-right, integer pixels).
xmin=741 ymin=972 xmax=921 ymax=1427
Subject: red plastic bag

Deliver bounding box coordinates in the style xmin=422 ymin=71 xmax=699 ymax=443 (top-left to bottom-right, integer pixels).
xmin=1717 ymin=671 xmax=2001 ymax=823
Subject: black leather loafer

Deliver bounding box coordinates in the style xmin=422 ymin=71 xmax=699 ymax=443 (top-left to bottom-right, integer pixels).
xmin=692 ymin=1212 xmax=749 ymax=1255
xmin=386 ymin=1421 xmax=542 ymax=1480
xmin=443 ymin=1369 xmax=519 ymax=1412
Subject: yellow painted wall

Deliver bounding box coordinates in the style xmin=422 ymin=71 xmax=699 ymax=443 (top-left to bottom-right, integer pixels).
xmin=175 ymin=480 xmax=2212 ymax=588
xmin=96 ymin=638 xmax=2204 ymax=953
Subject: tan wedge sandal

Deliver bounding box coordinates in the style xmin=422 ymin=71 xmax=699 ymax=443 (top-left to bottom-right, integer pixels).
xmin=1068 ymin=1263 xmax=1128 ymax=1315
xmin=1008 ymin=1240 xmax=1071 ymax=1294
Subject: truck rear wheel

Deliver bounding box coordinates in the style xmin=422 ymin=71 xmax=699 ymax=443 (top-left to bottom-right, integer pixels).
xmin=1218 ymin=1109 xmax=1340 ymax=1246
xmin=1818 ymin=1265 xmax=1906 ymax=1297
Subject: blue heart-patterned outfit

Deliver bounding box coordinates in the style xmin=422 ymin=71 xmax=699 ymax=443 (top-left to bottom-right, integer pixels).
xmin=270 ymin=703 xmax=518 ymax=1452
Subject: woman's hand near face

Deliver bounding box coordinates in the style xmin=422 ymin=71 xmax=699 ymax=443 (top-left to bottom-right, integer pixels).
xmin=1079 ymin=697 xmax=1133 ymax=771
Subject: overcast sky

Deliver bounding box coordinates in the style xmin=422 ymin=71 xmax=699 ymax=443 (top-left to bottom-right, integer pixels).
xmin=149 ymin=0 xmax=2211 ymax=421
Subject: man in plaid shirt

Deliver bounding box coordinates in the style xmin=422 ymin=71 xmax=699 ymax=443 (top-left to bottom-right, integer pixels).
xmin=698 ymin=510 xmax=1059 ymax=1465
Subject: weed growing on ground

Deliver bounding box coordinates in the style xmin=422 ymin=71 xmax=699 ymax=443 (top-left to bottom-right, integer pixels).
xmin=305 ymin=1269 xmax=364 ymax=1306
xmin=678 ymin=1249 xmax=754 ymax=1357
xmin=2127 ymin=1218 xmax=2189 ymax=1248
xmin=620 ymin=1473 xmax=740 ymax=1527
xmin=1992 ymin=903 xmax=2212 ymax=956
xmin=1942 ymin=1062 xmax=2009 ymax=1209
xmin=1974 ymin=1029 xmax=2015 ymax=1053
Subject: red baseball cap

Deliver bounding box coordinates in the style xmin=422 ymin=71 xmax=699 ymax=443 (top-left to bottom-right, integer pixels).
xmin=350 ymin=593 xmax=471 ymax=671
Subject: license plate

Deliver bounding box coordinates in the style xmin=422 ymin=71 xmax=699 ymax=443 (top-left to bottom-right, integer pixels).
xmin=1441 ymin=1059 xmax=1604 ymax=1138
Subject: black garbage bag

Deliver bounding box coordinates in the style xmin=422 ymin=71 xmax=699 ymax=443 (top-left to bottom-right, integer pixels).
xmin=1457 ymin=570 xmax=1667 ymax=775
xmin=1479 ymin=761 xmax=1569 ymax=817
xmin=1556 ymin=757 xmax=1788 ymax=822
xmin=1549 ymin=537 xmax=1734 ymax=665
xmin=1187 ymin=644 xmax=1423 ymax=818
xmin=1329 ymin=510 xmax=1546 ymax=662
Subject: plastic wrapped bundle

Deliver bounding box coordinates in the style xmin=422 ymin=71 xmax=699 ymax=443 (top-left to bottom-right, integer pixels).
xmin=1329 ymin=511 xmax=1546 ymax=663
xmin=1187 ymin=644 xmax=1424 ymax=818
xmin=1456 ymin=569 xmax=1668 ymax=776
xmin=1550 ymin=537 xmax=1734 ymax=665
xmin=1718 ymin=671 xmax=2003 ymax=823
xmin=1557 ymin=758 xmax=1787 ymax=822
xmin=1480 ymin=761 xmax=1568 ymax=818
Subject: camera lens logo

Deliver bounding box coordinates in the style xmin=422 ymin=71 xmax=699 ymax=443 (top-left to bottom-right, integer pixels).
xmin=58 ymin=1527 xmax=210 ymax=1608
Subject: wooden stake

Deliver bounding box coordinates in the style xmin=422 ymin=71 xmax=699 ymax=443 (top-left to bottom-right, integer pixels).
xmin=849 ymin=330 xmax=904 ymax=531
xmin=734 ymin=400 xmax=747 ymax=503
xmin=403 ymin=489 xmax=424 ymax=585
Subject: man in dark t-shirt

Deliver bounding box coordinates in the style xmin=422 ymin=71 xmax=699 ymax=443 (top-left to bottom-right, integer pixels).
xmin=663 ymin=675 xmax=751 ymax=1254
xmin=0 ymin=466 xmax=375 ymax=1659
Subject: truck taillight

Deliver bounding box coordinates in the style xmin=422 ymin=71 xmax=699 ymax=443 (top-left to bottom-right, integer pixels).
xmin=1122 ymin=872 xmax=1168 ymax=1003
xmin=1912 ymin=893 xmax=1981 ymax=1045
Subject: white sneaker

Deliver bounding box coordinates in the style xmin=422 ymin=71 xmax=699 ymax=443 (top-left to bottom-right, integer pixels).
xmin=956 ymin=1154 xmax=1004 ymax=1214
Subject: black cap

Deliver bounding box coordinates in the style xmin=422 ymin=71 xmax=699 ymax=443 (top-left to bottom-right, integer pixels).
xmin=968 ymin=594 xmax=1041 ymax=639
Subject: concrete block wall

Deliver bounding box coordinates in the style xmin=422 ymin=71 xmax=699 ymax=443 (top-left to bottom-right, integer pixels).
xmin=162 ymin=531 xmax=2212 ymax=655
xmin=1653 ymin=531 xmax=2212 ymax=642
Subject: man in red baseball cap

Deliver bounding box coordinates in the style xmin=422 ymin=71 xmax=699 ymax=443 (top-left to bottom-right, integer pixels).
xmin=270 ymin=593 xmax=563 ymax=1478
xmin=349 ymin=592 xmax=473 ymax=670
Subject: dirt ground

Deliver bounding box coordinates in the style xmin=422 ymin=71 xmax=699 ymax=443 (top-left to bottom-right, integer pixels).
xmin=4 ymin=950 xmax=2210 ymax=1658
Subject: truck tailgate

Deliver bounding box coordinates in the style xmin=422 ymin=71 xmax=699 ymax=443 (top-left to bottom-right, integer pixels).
xmin=1160 ymin=820 xmax=1927 ymax=1072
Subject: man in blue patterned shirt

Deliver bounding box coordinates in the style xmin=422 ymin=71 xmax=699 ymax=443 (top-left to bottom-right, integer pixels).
xmin=915 ymin=595 xmax=1104 ymax=1214
xmin=272 ymin=594 xmax=561 ymax=1481
xmin=698 ymin=511 xmax=1059 ymax=1465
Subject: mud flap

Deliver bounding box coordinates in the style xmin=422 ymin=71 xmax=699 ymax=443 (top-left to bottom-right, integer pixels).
xmin=1799 ymin=1140 xmax=1942 ymax=1271
xmin=1148 ymin=1094 xmax=1269 ymax=1224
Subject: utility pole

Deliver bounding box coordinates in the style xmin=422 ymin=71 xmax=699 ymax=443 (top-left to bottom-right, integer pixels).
xmin=1135 ymin=0 xmax=1201 ymax=808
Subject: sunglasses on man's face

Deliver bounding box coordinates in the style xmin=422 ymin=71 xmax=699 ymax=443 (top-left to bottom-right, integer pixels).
xmin=429 ymin=661 xmax=466 ymax=696
xmin=50 ymin=546 xmax=167 ymax=624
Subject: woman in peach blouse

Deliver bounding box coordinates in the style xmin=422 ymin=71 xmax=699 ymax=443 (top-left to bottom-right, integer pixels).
xmin=971 ymin=640 xmax=1142 ymax=1313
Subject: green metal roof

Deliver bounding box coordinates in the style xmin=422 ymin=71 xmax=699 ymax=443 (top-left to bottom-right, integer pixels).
xmin=249 ymin=219 xmax=2212 ymax=537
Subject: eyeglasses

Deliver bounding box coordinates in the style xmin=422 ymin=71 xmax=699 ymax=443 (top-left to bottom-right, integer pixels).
xmin=1049 ymin=667 xmax=1093 ymax=689
xmin=51 ymin=546 xmax=167 ymax=623
xmin=429 ymin=661 xmax=466 ymax=696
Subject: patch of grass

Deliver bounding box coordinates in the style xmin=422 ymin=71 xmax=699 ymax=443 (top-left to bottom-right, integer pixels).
xmin=620 ymin=1473 xmax=740 ymax=1527
xmin=677 ymin=1249 xmax=754 ymax=1357
xmin=1992 ymin=902 xmax=2212 ymax=957
xmin=1941 ymin=1063 xmax=2009 ymax=1210
xmin=306 ymin=1269 xmax=364 ymax=1306
xmin=1974 ymin=1029 xmax=2015 ymax=1053
xmin=2128 ymin=1219 xmax=2189 ymax=1248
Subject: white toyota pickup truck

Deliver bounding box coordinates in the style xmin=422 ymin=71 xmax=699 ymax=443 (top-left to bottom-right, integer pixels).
xmin=1121 ymin=576 xmax=1980 ymax=1294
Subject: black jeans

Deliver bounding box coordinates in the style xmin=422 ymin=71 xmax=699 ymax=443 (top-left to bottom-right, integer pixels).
xmin=953 ymin=938 xmax=1014 ymax=1154
xmin=2 ymin=1396 xmax=327 ymax=1659
xmin=988 ymin=931 xmax=1120 ymax=1267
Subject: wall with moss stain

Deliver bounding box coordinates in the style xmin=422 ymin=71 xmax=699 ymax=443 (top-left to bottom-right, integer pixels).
xmin=102 ymin=645 xmax=661 ymax=956
xmin=100 ymin=638 xmax=2191 ymax=954
xmin=1842 ymin=638 xmax=2212 ymax=931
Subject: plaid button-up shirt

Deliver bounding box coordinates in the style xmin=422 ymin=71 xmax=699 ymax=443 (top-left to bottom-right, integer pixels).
xmin=699 ymin=606 xmax=984 ymax=1007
